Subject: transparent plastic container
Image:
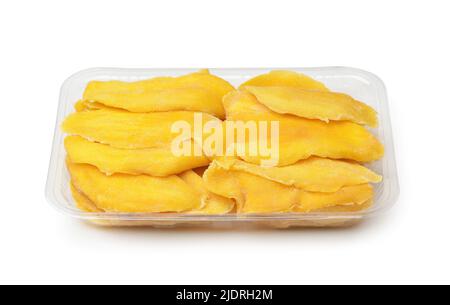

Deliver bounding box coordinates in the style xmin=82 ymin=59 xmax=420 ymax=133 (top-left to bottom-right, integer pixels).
xmin=46 ymin=67 xmax=399 ymax=228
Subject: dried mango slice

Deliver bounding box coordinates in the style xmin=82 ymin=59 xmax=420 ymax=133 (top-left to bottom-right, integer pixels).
xmin=239 ymin=70 xmax=329 ymax=91
xmin=203 ymin=163 xmax=296 ymax=213
xmin=70 ymin=165 xmax=233 ymax=214
xmin=244 ymin=86 xmax=378 ymax=127
xmin=83 ymin=70 xmax=234 ymax=119
xmin=84 ymin=76 xmax=171 ymax=93
xmin=213 ymin=157 xmax=382 ymax=193
xmin=223 ymin=91 xmax=384 ymax=165
xmin=68 ymin=161 xmax=201 ymax=213
xmin=174 ymin=69 xmax=234 ymax=98
xmin=65 ymin=136 xmax=210 ymax=176
xmin=62 ymin=109 xmax=221 ymax=149
xmin=83 ymin=87 xmax=225 ymax=118
xmin=204 ymin=161 xmax=374 ymax=213
xmin=70 ymin=183 xmax=104 ymax=213
xmin=179 ymin=170 xmax=234 ymax=215
xmin=84 ymin=69 xmax=233 ymax=98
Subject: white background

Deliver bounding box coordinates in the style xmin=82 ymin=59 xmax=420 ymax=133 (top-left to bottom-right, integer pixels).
xmin=0 ymin=0 xmax=449 ymax=285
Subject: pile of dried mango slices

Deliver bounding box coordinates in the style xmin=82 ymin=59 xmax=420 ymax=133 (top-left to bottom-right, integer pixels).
xmin=62 ymin=69 xmax=383 ymax=214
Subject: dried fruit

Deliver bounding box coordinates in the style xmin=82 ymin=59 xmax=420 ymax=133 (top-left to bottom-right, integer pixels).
xmin=179 ymin=170 xmax=234 ymax=215
xmin=70 ymin=183 xmax=103 ymax=213
xmin=83 ymin=69 xmax=234 ymax=119
xmin=212 ymin=157 xmax=381 ymax=193
xmin=65 ymin=136 xmax=210 ymax=176
xmin=239 ymin=70 xmax=329 ymax=91
xmin=223 ymin=91 xmax=384 ymax=165
xmin=63 ymin=69 xmax=384 ymax=216
xmin=68 ymin=161 xmax=202 ymax=213
xmin=69 ymin=165 xmax=233 ymax=215
xmin=204 ymin=160 xmax=375 ymax=213
xmin=244 ymin=86 xmax=378 ymax=127
xmin=62 ymin=109 xmax=221 ymax=149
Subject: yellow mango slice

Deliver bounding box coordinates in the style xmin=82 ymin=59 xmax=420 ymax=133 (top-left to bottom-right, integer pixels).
xmin=65 ymin=136 xmax=210 ymax=176
xmin=213 ymin=157 xmax=382 ymax=193
xmin=244 ymin=86 xmax=378 ymax=127
xmin=204 ymin=161 xmax=374 ymax=213
xmin=70 ymin=166 xmax=233 ymax=215
xmin=174 ymin=69 xmax=234 ymax=98
xmin=239 ymin=70 xmax=329 ymax=91
xmin=84 ymin=69 xmax=233 ymax=98
xmin=83 ymin=70 xmax=234 ymax=119
xmin=179 ymin=170 xmax=235 ymax=215
xmin=223 ymin=91 xmax=384 ymax=165
xmin=70 ymin=183 xmax=104 ymax=213
xmin=203 ymin=163 xmax=296 ymax=213
xmin=84 ymin=76 xmax=171 ymax=93
xmin=62 ymin=109 xmax=221 ymax=149
xmin=83 ymin=87 xmax=225 ymax=118
xmin=68 ymin=161 xmax=201 ymax=213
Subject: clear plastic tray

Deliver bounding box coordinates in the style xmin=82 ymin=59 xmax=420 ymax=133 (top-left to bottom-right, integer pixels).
xmin=45 ymin=67 xmax=399 ymax=228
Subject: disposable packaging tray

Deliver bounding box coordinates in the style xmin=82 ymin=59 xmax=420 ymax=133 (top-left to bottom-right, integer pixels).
xmin=46 ymin=67 xmax=399 ymax=228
